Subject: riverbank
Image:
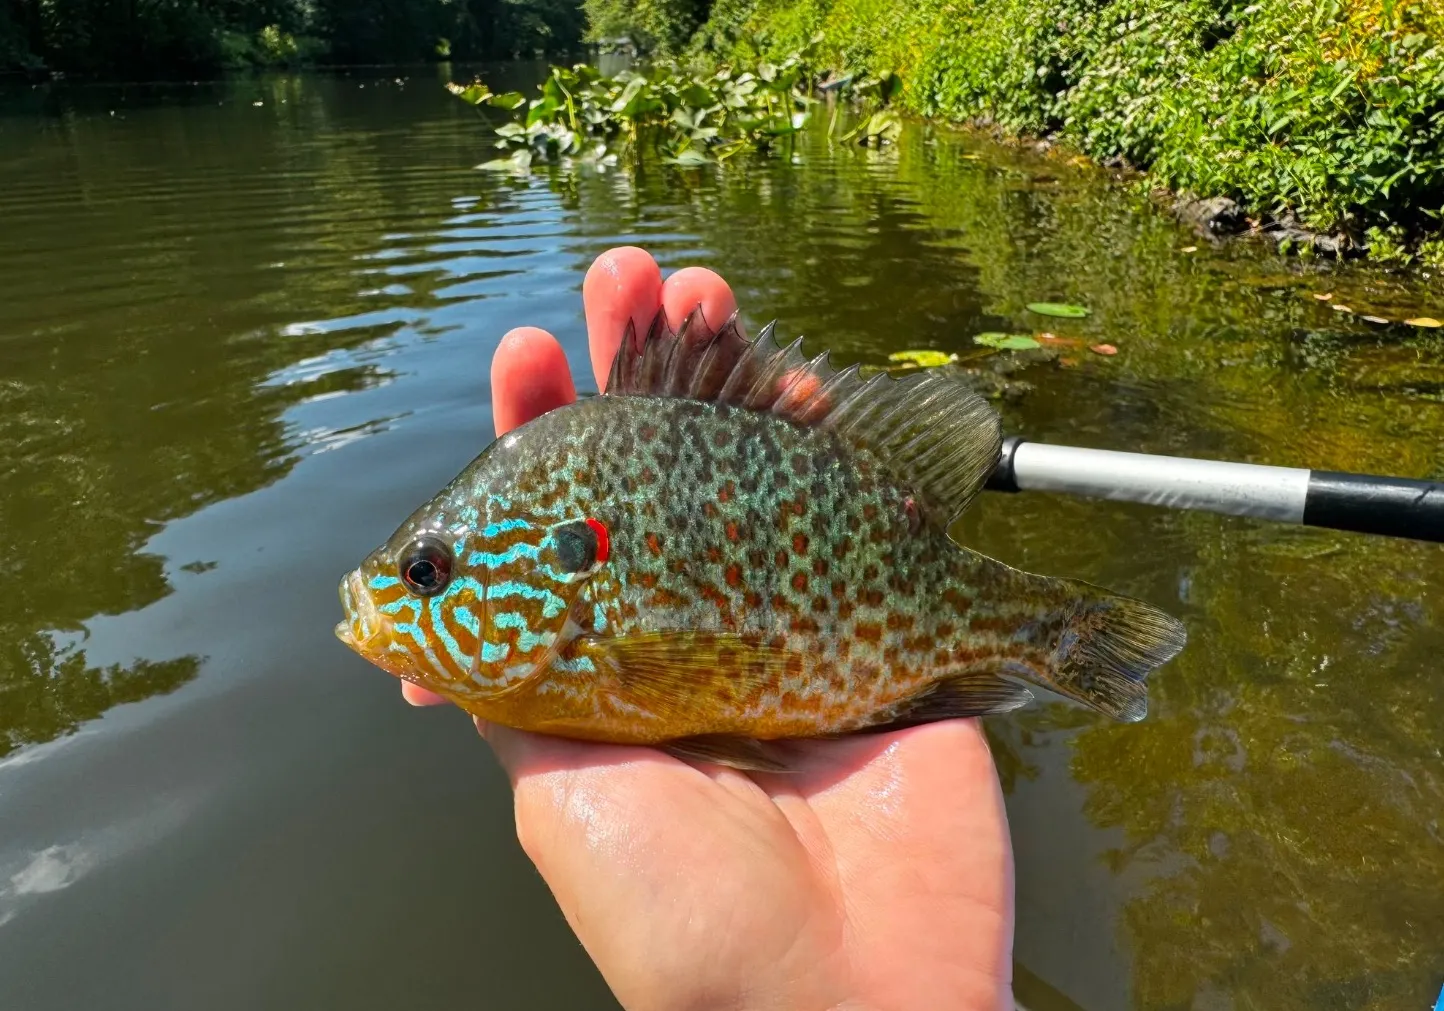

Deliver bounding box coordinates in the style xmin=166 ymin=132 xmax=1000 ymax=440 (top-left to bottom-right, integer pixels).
xmin=672 ymin=0 xmax=1444 ymax=266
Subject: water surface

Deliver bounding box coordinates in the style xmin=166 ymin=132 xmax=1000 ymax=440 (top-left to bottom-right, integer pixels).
xmin=1 ymin=65 xmax=1441 ymax=1011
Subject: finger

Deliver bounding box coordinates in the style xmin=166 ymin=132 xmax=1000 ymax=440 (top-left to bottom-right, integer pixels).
xmin=492 ymin=326 xmax=577 ymax=436
xmin=401 ymin=681 xmax=449 ymax=706
xmin=660 ymin=266 xmax=740 ymax=342
xmin=583 ymin=246 xmax=663 ymax=390
xmin=475 ymin=717 xmax=648 ymax=786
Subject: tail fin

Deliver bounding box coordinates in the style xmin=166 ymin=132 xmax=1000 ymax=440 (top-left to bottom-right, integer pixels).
xmin=1035 ymin=585 xmax=1187 ymax=722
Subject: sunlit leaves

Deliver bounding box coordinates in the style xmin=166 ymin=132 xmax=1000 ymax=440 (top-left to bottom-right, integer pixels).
xmin=1026 ymin=301 xmax=1092 ymax=318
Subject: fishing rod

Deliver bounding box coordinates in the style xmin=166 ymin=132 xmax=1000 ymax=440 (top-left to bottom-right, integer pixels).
xmin=984 ymin=436 xmax=1444 ymax=544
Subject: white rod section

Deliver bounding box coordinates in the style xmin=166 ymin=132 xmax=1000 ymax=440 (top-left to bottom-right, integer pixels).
xmin=1010 ymin=443 xmax=1312 ymax=523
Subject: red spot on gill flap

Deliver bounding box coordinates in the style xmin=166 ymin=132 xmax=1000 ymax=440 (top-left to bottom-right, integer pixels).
xmin=585 ymin=517 xmax=610 ymax=564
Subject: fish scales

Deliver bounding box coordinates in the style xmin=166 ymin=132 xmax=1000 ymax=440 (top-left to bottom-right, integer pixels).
xmin=336 ymin=309 xmax=1187 ymax=770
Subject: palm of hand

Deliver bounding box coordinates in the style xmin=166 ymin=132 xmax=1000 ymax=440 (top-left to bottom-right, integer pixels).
xmin=404 ymin=247 xmax=1014 ymax=1011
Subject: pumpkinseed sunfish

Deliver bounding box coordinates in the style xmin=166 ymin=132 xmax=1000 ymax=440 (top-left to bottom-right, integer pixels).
xmin=335 ymin=310 xmax=1186 ymax=770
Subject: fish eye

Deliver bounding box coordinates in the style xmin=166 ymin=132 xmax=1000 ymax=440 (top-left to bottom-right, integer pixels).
xmin=553 ymin=518 xmax=609 ymax=573
xmin=398 ymin=535 xmax=453 ymax=596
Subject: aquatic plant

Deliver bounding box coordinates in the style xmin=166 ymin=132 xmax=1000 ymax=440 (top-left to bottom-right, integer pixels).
xmin=445 ymin=46 xmax=902 ymax=169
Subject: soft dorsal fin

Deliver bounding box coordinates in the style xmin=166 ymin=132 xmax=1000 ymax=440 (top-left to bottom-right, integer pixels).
xmin=605 ymin=307 xmax=1003 ymax=524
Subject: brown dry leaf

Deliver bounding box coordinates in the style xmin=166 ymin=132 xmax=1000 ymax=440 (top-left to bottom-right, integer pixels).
xmin=1312 ymin=292 xmax=1334 ymax=301
xmin=1059 ymin=356 xmax=1080 ymax=368
xmin=1089 ymin=343 xmax=1118 ymax=356
xmin=1361 ymin=315 xmax=1390 ymax=325
xmin=1331 ymin=304 xmax=1353 ymax=313
xmin=1404 ymin=317 xmax=1442 ymax=328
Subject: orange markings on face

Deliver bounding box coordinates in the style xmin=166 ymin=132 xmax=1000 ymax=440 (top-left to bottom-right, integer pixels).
xmin=645 ymin=531 xmax=663 ymax=557
xmin=725 ymin=563 xmax=743 ymax=587
xmin=791 ymin=571 xmax=809 ymax=592
xmin=792 ymin=533 xmax=810 ymax=554
xmin=725 ymin=521 xmax=741 ymax=542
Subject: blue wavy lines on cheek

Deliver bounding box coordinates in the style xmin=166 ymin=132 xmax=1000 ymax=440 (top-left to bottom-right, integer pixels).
xmin=480 ymin=641 xmax=510 ymax=664
xmin=487 ymin=580 xmax=566 ymax=619
xmin=482 ymin=517 xmax=533 ymax=538
xmin=551 ymin=655 xmax=596 ymax=674
xmin=592 ymin=602 xmax=609 ymax=633
xmin=380 ymin=597 xmax=419 ymax=619
xmin=493 ymin=610 xmax=555 ymax=654
xmin=468 ymin=541 xmax=541 ymax=567
xmin=451 ymin=604 xmax=480 ymax=637
xmin=369 ymin=574 xmax=401 ymax=592
xmin=428 ymin=596 xmax=468 ymax=669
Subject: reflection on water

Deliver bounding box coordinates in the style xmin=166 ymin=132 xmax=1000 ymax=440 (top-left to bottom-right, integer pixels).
xmin=0 ymin=65 xmax=1441 ymax=1011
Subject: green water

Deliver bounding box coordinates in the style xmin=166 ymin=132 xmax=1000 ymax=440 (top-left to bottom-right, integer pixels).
xmin=1 ymin=65 xmax=1441 ymax=1011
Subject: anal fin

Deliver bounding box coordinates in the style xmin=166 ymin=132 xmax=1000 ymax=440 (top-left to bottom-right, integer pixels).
xmin=864 ymin=672 xmax=1035 ymax=732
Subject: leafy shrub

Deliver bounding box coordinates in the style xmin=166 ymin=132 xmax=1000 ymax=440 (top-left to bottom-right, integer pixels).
xmin=688 ymin=0 xmax=1444 ymax=255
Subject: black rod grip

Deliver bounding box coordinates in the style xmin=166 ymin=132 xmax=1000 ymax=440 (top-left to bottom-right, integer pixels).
xmin=1302 ymin=471 xmax=1444 ymax=543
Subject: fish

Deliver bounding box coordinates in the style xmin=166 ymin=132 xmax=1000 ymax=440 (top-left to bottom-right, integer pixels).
xmin=335 ymin=309 xmax=1187 ymax=770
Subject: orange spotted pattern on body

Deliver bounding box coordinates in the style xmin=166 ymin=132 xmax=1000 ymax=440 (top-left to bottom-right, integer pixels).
xmin=336 ymin=309 xmax=1186 ymax=770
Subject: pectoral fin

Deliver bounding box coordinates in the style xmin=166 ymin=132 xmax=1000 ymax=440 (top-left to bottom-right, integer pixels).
xmin=581 ymin=630 xmax=792 ymax=713
xmin=662 ymin=735 xmax=793 ymax=772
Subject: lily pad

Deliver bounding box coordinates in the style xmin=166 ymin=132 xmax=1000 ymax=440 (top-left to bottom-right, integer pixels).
xmin=1026 ymin=302 xmax=1091 ymax=318
xmin=973 ymin=333 xmax=1041 ymax=351
xmin=1404 ymin=317 xmax=1441 ymax=328
xmin=1089 ymin=343 xmax=1118 ymax=356
xmin=887 ymin=349 xmax=957 ymax=368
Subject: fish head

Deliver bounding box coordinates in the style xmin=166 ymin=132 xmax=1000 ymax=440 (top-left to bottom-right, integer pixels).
xmin=335 ymin=501 xmax=611 ymax=699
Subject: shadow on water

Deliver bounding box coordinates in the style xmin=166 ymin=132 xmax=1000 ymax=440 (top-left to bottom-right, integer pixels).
xmin=0 ymin=65 xmax=1441 ymax=1010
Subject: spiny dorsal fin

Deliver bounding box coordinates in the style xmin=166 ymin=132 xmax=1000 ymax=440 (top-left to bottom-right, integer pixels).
xmin=605 ymin=306 xmax=1003 ymax=524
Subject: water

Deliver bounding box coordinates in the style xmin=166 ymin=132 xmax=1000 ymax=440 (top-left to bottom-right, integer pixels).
xmin=1 ymin=64 xmax=1441 ymax=1011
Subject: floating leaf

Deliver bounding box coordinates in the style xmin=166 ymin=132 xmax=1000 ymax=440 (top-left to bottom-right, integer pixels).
xmin=446 ymin=81 xmax=493 ymax=105
xmin=1089 ymin=343 xmax=1118 ymax=356
xmin=666 ymin=148 xmax=712 ymax=167
xmin=1312 ymin=292 xmax=1333 ymax=301
xmin=476 ymin=149 xmax=532 ymax=172
xmin=973 ymin=333 xmax=1041 ymax=350
xmin=887 ymin=349 xmax=957 ymax=367
xmin=1404 ymin=317 xmax=1441 ymax=328
xmin=1361 ymin=315 xmax=1391 ymax=325
xmin=1181 ymin=246 xmax=1198 ymax=253
xmin=1026 ymin=302 xmax=1091 ymax=318
xmin=1331 ymin=304 xmax=1353 ymax=313
xmin=491 ymin=91 xmax=527 ymax=110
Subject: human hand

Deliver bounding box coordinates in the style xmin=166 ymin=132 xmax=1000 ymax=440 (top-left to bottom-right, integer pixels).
xmin=406 ymin=246 xmax=1015 ymax=1011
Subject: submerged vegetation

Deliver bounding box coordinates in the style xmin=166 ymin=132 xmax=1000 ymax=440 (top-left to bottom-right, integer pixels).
xmin=588 ymin=0 xmax=1444 ymax=265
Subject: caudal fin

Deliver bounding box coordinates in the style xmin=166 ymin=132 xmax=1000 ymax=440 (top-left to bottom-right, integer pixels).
xmin=1036 ymin=586 xmax=1187 ymax=722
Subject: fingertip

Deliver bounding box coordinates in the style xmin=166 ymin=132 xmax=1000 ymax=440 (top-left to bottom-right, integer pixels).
xmin=402 ymin=682 xmax=450 ymax=707
xmin=491 ymin=326 xmax=576 ymax=436
xmin=583 ymin=246 xmax=662 ymax=390
xmin=661 ymin=266 xmax=740 ymax=341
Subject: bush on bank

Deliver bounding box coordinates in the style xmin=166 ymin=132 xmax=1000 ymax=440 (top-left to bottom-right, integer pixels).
xmin=655 ymin=0 xmax=1444 ymax=264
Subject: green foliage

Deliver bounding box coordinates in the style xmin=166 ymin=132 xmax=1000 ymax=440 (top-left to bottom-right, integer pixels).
xmin=448 ymin=49 xmax=831 ymax=168
xmin=582 ymin=0 xmax=712 ymax=55
xmin=1 ymin=0 xmax=589 ymax=77
xmin=685 ymin=0 xmax=1444 ymax=258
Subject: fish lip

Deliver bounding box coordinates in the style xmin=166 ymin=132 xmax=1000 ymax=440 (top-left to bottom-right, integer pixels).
xmin=337 ymin=569 xmax=382 ymax=650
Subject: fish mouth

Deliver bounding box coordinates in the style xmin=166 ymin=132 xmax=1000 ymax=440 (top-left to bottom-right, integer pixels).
xmin=336 ymin=569 xmax=382 ymax=652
